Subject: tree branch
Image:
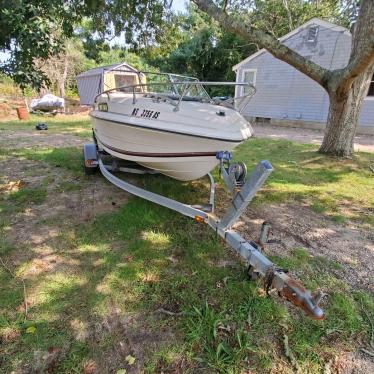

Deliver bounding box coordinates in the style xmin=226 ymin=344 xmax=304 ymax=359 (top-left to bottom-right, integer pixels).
xmin=192 ymin=0 xmax=330 ymax=88
xmin=332 ymin=45 xmax=374 ymax=92
xmin=333 ymin=0 xmax=374 ymax=90
xmin=282 ymin=0 xmax=293 ymax=31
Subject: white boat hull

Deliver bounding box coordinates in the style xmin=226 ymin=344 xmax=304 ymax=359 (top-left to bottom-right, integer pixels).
xmin=91 ymin=93 xmax=253 ymax=181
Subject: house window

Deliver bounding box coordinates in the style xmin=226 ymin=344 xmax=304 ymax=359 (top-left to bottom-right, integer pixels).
xmin=242 ymin=69 xmax=257 ymax=95
xmin=307 ymin=26 xmax=319 ymax=43
xmin=368 ymin=74 xmax=374 ymax=97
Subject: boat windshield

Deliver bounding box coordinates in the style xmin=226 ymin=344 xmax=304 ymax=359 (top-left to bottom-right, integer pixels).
xmin=140 ymin=72 xmax=211 ymax=101
xmin=96 ymin=68 xmax=255 ymax=113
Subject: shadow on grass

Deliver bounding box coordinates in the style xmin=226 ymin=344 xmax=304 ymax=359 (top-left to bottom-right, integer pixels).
xmin=0 ymin=147 xmax=85 ymax=175
xmin=1 ymin=188 xmax=374 ymax=373
xmin=1 ymin=141 xmax=374 ymax=372
xmin=235 ymin=138 xmax=374 ymax=225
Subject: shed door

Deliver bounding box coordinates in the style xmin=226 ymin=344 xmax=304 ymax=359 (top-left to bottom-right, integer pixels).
xmin=77 ymin=74 xmax=102 ymax=105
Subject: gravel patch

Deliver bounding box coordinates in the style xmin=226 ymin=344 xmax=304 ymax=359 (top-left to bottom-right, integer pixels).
xmin=252 ymin=123 xmax=374 ymax=153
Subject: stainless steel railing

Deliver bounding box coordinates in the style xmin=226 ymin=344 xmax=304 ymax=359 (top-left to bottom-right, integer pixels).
xmin=94 ymin=81 xmax=256 ymax=113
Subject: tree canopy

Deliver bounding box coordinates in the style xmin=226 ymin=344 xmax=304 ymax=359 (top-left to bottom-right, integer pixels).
xmin=1 ymin=0 xmax=372 ymax=156
xmin=0 ymin=0 xmax=353 ymax=89
xmin=0 ymin=0 xmax=169 ymax=88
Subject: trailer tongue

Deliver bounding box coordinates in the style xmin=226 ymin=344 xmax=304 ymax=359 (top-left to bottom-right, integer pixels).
xmin=84 ymin=143 xmax=324 ymax=319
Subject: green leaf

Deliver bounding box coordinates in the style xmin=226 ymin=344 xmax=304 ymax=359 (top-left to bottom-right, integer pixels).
xmin=125 ymin=355 xmax=136 ymax=365
xmin=116 ymin=370 xmax=126 ymax=374
xmin=26 ymin=326 xmax=36 ymax=334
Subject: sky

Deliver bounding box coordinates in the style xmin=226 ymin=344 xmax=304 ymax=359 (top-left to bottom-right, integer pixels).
xmin=172 ymin=0 xmax=188 ymax=13
xmin=0 ymin=51 xmax=8 ymax=63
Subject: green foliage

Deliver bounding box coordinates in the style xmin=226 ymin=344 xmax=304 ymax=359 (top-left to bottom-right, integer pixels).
xmin=243 ymin=0 xmax=350 ymax=38
xmin=141 ymin=2 xmax=348 ymax=96
xmin=142 ymin=5 xmax=256 ymax=96
xmin=0 ymin=0 xmax=79 ymax=88
xmin=0 ymin=0 xmax=169 ymax=89
xmin=0 ymin=73 xmax=21 ymax=97
xmin=0 ymin=0 xmax=351 ymax=93
xmin=97 ymin=47 xmax=153 ymax=71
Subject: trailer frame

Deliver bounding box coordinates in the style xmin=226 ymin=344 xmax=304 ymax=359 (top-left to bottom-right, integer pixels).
xmin=83 ymin=143 xmax=324 ymax=319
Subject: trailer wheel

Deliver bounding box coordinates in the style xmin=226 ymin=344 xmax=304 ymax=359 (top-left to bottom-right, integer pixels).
xmin=229 ymin=161 xmax=247 ymax=184
xmin=83 ymin=153 xmax=98 ymax=175
xmin=84 ymin=163 xmax=97 ymax=175
xmin=83 ymin=143 xmax=99 ymax=175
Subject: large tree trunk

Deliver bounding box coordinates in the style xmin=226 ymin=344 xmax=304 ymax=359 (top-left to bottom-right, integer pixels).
xmin=319 ymin=0 xmax=374 ymax=157
xmin=319 ymin=64 xmax=374 ymax=156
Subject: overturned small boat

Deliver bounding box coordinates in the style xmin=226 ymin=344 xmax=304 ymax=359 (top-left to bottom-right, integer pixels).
xmin=31 ymin=94 xmax=65 ymax=112
xmin=91 ymin=71 xmax=255 ymax=181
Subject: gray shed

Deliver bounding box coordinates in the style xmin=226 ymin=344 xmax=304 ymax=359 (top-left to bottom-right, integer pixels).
xmin=76 ymin=62 xmax=142 ymax=105
xmin=233 ymin=18 xmax=374 ymax=134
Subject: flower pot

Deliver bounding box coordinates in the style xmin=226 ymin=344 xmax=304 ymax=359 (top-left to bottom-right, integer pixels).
xmin=16 ymin=107 xmax=29 ymax=120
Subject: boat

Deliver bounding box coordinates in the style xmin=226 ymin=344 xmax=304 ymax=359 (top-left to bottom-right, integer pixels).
xmin=84 ymin=71 xmax=325 ymax=319
xmin=90 ymin=71 xmax=255 ymax=181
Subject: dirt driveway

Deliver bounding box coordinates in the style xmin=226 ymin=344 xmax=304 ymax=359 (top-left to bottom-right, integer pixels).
xmin=252 ymin=124 xmax=374 ymax=153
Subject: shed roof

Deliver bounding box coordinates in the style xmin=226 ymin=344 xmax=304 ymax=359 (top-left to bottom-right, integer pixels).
xmin=76 ymin=62 xmax=139 ymax=78
xmin=232 ymin=18 xmax=350 ymax=71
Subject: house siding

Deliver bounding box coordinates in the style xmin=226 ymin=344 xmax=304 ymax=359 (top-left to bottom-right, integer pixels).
xmin=236 ymin=21 xmax=374 ymax=130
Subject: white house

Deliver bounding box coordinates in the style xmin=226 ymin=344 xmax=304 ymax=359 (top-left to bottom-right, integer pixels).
xmin=233 ymin=18 xmax=374 ymax=134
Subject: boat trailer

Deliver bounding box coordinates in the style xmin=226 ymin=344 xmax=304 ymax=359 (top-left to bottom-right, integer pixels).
xmin=83 ymin=143 xmax=324 ymax=319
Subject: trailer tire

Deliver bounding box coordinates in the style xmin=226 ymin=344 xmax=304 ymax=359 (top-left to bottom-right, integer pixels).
xmin=228 ymin=161 xmax=247 ymax=184
xmin=83 ymin=148 xmax=98 ymax=175
xmin=84 ymin=164 xmax=97 ymax=175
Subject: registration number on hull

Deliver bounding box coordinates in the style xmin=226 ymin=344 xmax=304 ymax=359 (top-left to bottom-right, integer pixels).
xmin=131 ymin=108 xmax=160 ymax=119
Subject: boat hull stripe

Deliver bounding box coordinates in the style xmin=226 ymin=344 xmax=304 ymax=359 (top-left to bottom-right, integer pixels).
xmin=96 ymin=135 xmax=217 ymax=158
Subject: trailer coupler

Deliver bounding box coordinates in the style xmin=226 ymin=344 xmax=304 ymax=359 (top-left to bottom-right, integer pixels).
xmin=211 ymin=160 xmax=324 ymax=319
xmin=211 ymin=228 xmax=324 ymax=319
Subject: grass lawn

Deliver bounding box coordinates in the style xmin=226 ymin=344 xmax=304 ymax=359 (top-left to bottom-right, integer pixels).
xmin=0 ymin=115 xmax=373 ymax=373
xmin=234 ymin=139 xmax=374 ymax=227
xmin=0 ymin=114 xmax=92 ymax=138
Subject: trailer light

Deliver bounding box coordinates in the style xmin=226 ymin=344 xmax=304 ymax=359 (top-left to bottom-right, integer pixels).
xmin=194 ymin=215 xmax=204 ymax=223
xmin=85 ymin=159 xmax=93 ymax=167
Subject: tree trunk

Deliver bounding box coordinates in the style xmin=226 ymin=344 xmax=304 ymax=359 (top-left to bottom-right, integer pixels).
xmin=319 ymin=92 xmax=361 ymax=157
xmin=59 ymin=54 xmax=69 ymax=98
xmin=319 ymin=67 xmax=374 ymax=157
xmin=319 ymin=0 xmax=374 ymax=157
xmin=282 ymin=0 xmax=293 ymax=31
xmin=58 ymin=80 xmax=65 ymax=98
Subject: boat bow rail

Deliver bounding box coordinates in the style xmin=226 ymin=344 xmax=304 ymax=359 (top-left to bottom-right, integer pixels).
xmin=83 ymin=143 xmax=324 ymax=320
xmin=94 ymin=80 xmax=256 ymax=114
